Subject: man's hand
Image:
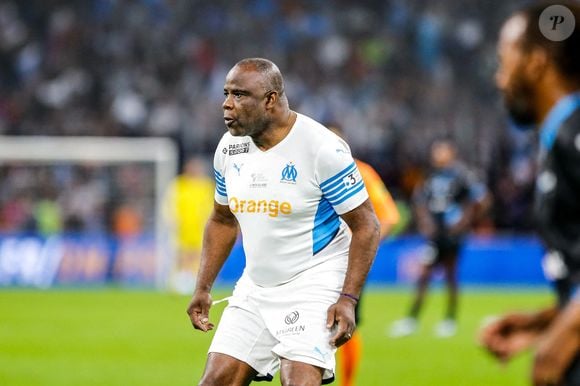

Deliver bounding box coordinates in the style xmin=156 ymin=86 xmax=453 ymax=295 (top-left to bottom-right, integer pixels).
xmin=532 ymin=303 xmax=580 ymax=386
xmin=186 ymin=290 xmax=214 ymax=332
xmin=326 ymin=296 xmax=356 ymax=348
xmin=479 ymin=313 xmax=541 ymax=362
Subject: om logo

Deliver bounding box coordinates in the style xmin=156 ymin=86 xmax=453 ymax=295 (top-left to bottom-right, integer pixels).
xmin=285 ymin=311 xmax=300 ymax=325
xmin=281 ymin=163 xmax=298 ymax=183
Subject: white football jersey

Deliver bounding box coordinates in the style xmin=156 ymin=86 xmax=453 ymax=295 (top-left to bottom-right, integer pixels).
xmin=213 ymin=113 xmax=368 ymax=287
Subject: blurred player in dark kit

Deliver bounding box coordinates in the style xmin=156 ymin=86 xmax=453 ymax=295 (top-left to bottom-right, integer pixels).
xmin=390 ymin=139 xmax=488 ymax=338
xmin=479 ymin=2 xmax=580 ymax=385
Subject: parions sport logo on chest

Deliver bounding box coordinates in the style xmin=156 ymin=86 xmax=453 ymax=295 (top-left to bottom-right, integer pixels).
xmin=228 ymin=142 xmax=250 ymax=155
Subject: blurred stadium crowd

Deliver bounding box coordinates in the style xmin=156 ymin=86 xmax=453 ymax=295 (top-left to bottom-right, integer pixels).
xmin=0 ymin=163 xmax=154 ymax=235
xmin=0 ymin=0 xmax=537 ymax=234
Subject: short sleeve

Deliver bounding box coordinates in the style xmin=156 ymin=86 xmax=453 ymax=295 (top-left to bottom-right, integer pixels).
xmin=316 ymin=138 xmax=369 ymax=215
xmin=213 ymin=134 xmax=229 ymax=205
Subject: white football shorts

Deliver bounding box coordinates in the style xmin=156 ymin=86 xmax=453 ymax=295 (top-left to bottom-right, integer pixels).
xmin=208 ymin=258 xmax=346 ymax=384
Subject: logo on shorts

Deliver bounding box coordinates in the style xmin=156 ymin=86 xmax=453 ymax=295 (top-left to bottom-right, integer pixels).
xmin=276 ymin=311 xmax=306 ymax=337
xmin=314 ymin=346 xmax=330 ymax=361
xmin=285 ymin=311 xmax=300 ymax=325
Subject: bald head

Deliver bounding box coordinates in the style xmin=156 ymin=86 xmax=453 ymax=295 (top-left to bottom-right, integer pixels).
xmin=222 ymin=58 xmax=293 ymax=139
xmin=234 ymin=58 xmax=286 ymax=100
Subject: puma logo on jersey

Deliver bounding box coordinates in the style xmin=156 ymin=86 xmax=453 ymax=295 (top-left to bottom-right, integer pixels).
xmin=233 ymin=163 xmax=243 ymax=175
xmin=229 ymin=197 xmax=292 ymax=217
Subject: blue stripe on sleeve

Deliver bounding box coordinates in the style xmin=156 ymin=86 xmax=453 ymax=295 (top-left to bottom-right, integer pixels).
xmin=330 ymin=182 xmax=365 ymax=206
xmin=216 ymin=185 xmax=227 ymax=197
xmin=320 ymin=165 xmax=357 ymax=194
xmin=323 ymin=175 xmax=353 ymax=198
xmin=320 ymin=162 xmax=356 ymax=190
xmin=214 ymin=169 xmax=227 ymax=197
xmin=325 ymin=179 xmax=364 ymax=204
xmin=325 ymin=185 xmax=350 ymax=202
xmin=214 ymin=169 xmax=225 ymax=182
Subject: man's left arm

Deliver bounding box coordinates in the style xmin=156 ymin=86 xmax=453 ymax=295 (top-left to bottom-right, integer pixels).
xmin=326 ymin=199 xmax=380 ymax=347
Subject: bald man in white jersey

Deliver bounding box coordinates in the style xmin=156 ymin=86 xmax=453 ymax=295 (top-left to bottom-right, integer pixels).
xmin=186 ymin=58 xmax=380 ymax=386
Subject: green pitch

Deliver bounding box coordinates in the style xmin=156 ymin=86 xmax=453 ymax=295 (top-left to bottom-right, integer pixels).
xmin=0 ymin=287 xmax=552 ymax=386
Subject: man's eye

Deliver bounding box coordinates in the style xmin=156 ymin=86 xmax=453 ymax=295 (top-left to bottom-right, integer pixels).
xmin=234 ymin=93 xmax=242 ymax=99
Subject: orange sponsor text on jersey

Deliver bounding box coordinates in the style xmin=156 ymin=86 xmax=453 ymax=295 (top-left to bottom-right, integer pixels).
xmin=229 ymin=197 xmax=292 ymax=217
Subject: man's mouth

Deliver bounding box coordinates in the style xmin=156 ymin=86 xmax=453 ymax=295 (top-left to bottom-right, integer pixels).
xmin=224 ymin=117 xmax=235 ymax=127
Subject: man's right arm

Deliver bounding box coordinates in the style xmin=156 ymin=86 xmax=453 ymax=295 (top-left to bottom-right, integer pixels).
xmin=187 ymin=201 xmax=238 ymax=332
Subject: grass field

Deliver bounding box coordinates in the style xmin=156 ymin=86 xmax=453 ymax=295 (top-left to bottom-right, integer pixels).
xmin=0 ymin=287 xmax=553 ymax=386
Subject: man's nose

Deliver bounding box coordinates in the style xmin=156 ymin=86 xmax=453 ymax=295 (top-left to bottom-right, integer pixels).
xmin=223 ymin=95 xmax=233 ymax=110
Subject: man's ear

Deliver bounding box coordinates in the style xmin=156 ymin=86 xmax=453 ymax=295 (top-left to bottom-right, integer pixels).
xmin=525 ymin=48 xmax=549 ymax=81
xmin=265 ymin=91 xmax=278 ymax=109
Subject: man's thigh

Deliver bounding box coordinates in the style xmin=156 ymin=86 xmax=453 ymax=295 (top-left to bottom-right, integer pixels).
xmin=280 ymin=358 xmax=325 ymax=386
xmin=199 ymin=352 xmax=257 ymax=386
xmin=209 ymin=304 xmax=279 ymax=380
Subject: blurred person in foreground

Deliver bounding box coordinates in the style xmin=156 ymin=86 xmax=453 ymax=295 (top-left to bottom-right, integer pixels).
xmin=186 ymin=58 xmax=379 ymax=386
xmin=480 ymin=2 xmax=580 ymax=386
xmin=164 ymin=156 xmax=214 ymax=294
xmin=479 ymin=2 xmax=580 ymax=385
xmin=329 ymin=125 xmax=400 ymax=386
xmin=390 ymin=138 xmax=488 ymax=338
